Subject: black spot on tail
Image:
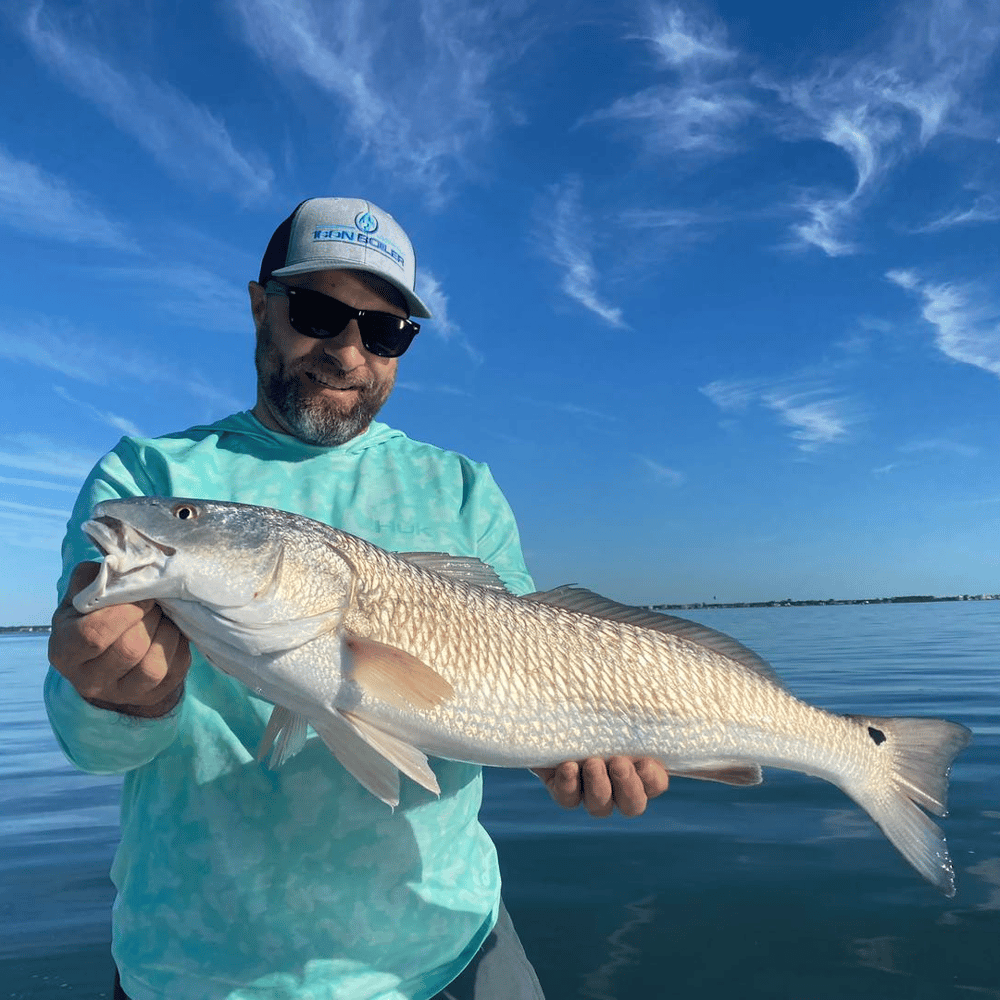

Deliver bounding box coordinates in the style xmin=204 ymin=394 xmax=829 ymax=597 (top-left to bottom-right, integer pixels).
xmin=868 ymin=726 xmax=887 ymax=745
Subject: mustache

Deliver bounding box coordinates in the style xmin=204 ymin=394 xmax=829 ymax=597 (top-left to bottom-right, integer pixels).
xmin=292 ymin=358 xmax=375 ymax=391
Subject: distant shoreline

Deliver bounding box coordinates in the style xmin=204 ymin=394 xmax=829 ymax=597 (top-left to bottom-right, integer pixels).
xmin=4 ymin=592 xmax=998 ymax=632
xmin=651 ymin=593 xmax=1000 ymax=612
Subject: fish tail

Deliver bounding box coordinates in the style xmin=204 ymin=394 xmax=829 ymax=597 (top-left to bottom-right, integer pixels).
xmin=844 ymin=715 xmax=971 ymax=896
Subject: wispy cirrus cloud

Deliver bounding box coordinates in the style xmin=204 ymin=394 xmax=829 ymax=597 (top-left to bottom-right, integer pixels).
xmin=0 ymin=475 xmax=80 ymax=493
xmin=539 ymin=177 xmax=626 ymax=328
xmin=415 ymin=271 xmax=483 ymax=365
xmin=701 ymin=375 xmax=860 ymax=451
xmin=636 ymin=455 xmax=685 ymax=486
xmin=0 ymin=144 xmax=132 ymax=250
xmin=645 ymin=3 xmax=735 ymax=67
xmin=580 ymin=3 xmax=752 ymax=156
xmin=93 ymin=265 xmax=250 ymax=335
xmin=22 ymin=2 xmax=272 ymax=201
xmin=899 ymin=438 xmax=980 ymax=458
xmin=583 ymin=0 xmax=1000 ymax=256
xmin=52 ymin=386 xmax=142 ymax=437
xmin=887 ymin=269 xmax=1000 ymax=379
xmin=227 ymin=0 xmax=527 ymax=204
xmin=765 ymin=0 xmax=1000 ymax=255
xmin=919 ymin=194 xmax=1000 ymax=232
xmin=0 ymin=316 xmax=243 ymax=412
xmin=0 ymin=433 xmax=100 ymax=481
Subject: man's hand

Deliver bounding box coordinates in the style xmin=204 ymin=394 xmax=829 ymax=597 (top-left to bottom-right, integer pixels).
xmin=48 ymin=562 xmax=191 ymax=718
xmin=532 ymin=757 xmax=670 ymax=818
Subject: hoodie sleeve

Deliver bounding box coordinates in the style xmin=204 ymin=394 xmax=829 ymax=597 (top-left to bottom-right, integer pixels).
xmin=461 ymin=461 xmax=535 ymax=597
xmin=44 ymin=441 xmax=184 ymax=775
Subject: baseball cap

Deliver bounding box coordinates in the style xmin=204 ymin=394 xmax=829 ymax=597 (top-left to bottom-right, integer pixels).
xmin=258 ymin=197 xmax=432 ymax=318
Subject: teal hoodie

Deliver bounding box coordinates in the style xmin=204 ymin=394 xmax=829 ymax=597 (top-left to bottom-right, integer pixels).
xmin=44 ymin=412 xmax=534 ymax=1000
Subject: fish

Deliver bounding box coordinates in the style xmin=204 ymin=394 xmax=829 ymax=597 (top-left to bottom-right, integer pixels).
xmin=73 ymin=496 xmax=972 ymax=895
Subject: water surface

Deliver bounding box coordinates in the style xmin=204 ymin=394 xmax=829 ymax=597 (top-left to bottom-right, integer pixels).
xmin=2 ymin=602 xmax=997 ymax=997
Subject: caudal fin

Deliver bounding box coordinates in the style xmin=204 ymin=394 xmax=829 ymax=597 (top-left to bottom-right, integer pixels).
xmin=846 ymin=716 xmax=972 ymax=896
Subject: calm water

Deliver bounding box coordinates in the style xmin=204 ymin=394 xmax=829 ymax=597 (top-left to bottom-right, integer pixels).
xmin=2 ymin=602 xmax=998 ymax=999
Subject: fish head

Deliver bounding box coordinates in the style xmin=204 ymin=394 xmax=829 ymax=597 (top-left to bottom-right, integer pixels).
xmin=73 ymin=497 xmax=292 ymax=615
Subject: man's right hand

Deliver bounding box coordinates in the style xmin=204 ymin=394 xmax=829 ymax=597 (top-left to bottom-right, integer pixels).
xmin=48 ymin=562 xmax=191 ymax=718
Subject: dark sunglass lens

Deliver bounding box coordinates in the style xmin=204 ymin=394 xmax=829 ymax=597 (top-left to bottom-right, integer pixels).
xmin=287 ymin=289 xmax=353 ymax=339
xmin=360 ymin=318 xmax=418 ymax=358
xmin=285 ymin=287 xmax=417 ymax=356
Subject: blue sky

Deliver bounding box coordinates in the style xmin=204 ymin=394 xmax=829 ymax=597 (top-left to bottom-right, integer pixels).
xmin=2 ymin=0 xmax=1000 ymax=624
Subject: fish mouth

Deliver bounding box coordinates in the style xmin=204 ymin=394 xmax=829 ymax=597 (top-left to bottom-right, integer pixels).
xmin=73 ymin=515 xmax=177 ymax=613
xmin=84 ymin=515 xmax=177 ymax=560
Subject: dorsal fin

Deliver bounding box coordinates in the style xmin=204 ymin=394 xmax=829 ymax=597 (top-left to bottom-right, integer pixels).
xmin=397 ymin=552 xmax=511 ymax=592
xmin=522 ymin=585 xmax=785 ymax=687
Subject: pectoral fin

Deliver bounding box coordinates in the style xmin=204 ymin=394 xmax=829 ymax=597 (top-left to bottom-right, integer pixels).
xmin=343 ymin=634 xmax=454 ymax=711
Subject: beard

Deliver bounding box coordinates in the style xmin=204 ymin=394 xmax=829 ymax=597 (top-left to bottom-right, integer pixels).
xmin=255 ymin=323 xmax=395 ymax=447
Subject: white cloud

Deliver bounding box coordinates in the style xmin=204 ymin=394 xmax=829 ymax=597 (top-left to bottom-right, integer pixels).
xmin=899 ymin=438 xmax=980 ymax=458
xmin=645 ymin=4 xmax=735 ymax=68
xmin=582 ymin=84 xmax=754 ymax=155
xmin=0 ymin=433 xmax=100 ymax=480
xmin=228 ymin=0 xmax=524 ymax=204
xmin=52 ymin=386 xmax=143 ymax=437
xmin=766 ymin=0 xmax=1000 ymax=255
xmin=0 ymin=316 xmax=243 ymax=412
xmin=920 ymin=194 xmax=1000 ymax=231
xmin=94 ymin=265 xmax=250 ymax=334
xmin=415 ymin=271 xmax=483 ymax=364
xmin=618 ymin=207 xmax=706 ymax=231
xmin=791 ymin=197 xmax=857 ymax=257
xmin=636 ymin=455 xmax=685 ymax=485
xmin=515 ymin=395 xmax=617 ymax=423
xmin=582 ymin=4 xmax=751 ymax=157
xmin=396 ymin=381 xmax=472 ymax=397
xmin=888 ymin=270 xmax=1000 ymax=379
xmin=540 ymin=178 xmax=627 ymax=328
xmin=765 ymin=389 xmax=856 ymax=451
xmin=0 ymin=475 xmax=80 ymax=493
xmin=885 ymin=268 xmax=920 ymax=290
xmin=0 ymin=499 xmax=72 ymax=519
xmin=701 ymin=376 xmax=859 ymax=451
xmin=22 ymin=3 xmax=272 ymax=201
xmin=0 ymin=144 xmax=132 ymax=250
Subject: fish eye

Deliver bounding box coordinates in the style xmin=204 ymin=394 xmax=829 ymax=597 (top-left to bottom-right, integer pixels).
xmin=172 ymin=504 xmax=198 ymax=521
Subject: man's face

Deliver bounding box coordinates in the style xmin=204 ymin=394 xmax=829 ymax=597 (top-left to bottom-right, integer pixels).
xmin=249 ymin=270 xmax=403 ymax=446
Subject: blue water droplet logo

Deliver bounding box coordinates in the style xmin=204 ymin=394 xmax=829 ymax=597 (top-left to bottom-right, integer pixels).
xmin=355 ymin=211 xmax=379 ymax=234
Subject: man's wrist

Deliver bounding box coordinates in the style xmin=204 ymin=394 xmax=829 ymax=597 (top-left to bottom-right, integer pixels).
xmin=84 ymin=684 xmax=184 ymax=719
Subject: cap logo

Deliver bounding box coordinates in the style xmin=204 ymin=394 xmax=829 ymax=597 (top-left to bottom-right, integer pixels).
xmin=355 ymin=210 xmax=379 ymax=234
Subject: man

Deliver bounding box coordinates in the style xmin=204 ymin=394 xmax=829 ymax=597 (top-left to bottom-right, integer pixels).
xmin=46 ymin=197 xmax=670 ymax=1000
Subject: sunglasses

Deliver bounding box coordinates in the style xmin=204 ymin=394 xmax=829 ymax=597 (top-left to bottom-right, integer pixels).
xmin=265 ymin=280 xmax=419 ymax=358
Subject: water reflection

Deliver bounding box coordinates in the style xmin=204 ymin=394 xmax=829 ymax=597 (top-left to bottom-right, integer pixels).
xmin=578 ymin=895 xmax=657 ymax=1000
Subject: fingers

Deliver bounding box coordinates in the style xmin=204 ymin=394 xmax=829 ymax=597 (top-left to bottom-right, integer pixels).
xmin=107 ymin=605 xmax=190 ymax=705
xmin=48 ymin=561 xmax=191 ymax=717
xmin=533 ymin=756 xmax=671 ymax=818
xmin=634 ymin=757 xmax=670 ymax=799
xmin=532 ymin=761 xmax=583 ymax=810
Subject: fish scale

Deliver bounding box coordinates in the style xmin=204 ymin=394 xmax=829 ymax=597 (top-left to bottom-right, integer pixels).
xmin=74 ymin=496 xmax=972 ymax=895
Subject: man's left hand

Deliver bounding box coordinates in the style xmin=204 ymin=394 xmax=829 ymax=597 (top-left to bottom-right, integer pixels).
xmin=532 ymin=757 xmax=669 ymax=818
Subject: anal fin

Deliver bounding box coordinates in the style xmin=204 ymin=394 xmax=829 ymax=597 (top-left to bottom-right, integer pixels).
xmin=668 ymin=762 xmax=763 ymax=786
xmin=340 ymin=709 xmax=441 ymax=798
xmin=309 ymin=713 xmax=404 ymax=808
